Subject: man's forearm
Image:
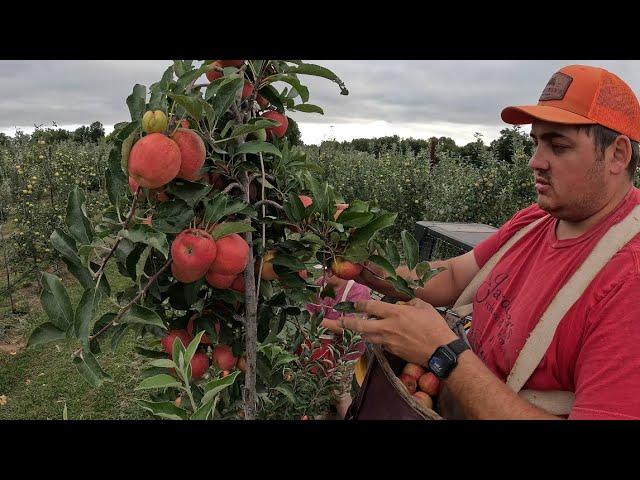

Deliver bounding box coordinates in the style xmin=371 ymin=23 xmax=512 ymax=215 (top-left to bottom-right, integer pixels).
xmin=414 ymin=259 xmax=460 ymax=307
xmin=443 ymin=351 xmax=561 ymax=420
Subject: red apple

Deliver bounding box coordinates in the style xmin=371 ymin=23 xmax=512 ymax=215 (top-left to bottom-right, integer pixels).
xmin=399 ymin=373 xmax=417 ymax=394
xmin=128 ymin=133 xmax=181 ymax=189
xmin=207 ymin=233 xmax=249 ymax=276
xmin=161 ymin=329 xmax=192 ymax=356
xmin=418 ymin=372 xmax=440 ymax=397
xmin=330 ymin=257 xmax=363 ymax=280
xmin=402 ymin=363 xmax=426 ymax=382
xmin=212 ymin=344 xmax=237 ymax=370
xmin=190 ymin=352 xmax=210 ymax=381
xmin=170 ymin=229 xmax=217 ymax=283
xmin=413 ymin=391 xmax=434 ymax=410
xmin=206 ymin=61 xmax=224 ymax=82
xmin=261 ymin=111 xmax=288 ymax=138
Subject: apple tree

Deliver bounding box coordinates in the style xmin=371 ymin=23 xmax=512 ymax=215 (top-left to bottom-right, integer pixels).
xmin=28 ymin=60 xmax=439 ymax=420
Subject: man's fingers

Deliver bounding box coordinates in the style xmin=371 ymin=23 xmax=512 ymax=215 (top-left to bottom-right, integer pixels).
xmin=407 ymin=297 xmax=431 ymax=310
xmin=341 ymin=314 xmax=384 ymax=334
xmin=354 ymin=299 xmax=398 ymax=318
xmin=362 ymin=333 xmax=384 ymax=345
xmin=320 ymin=319 xmax=343 ymax=334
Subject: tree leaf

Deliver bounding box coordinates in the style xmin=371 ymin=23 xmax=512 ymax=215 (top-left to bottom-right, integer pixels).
xmin=337 ymin=211 xmax=374 ymax=228
xmin=175 ymin=63 xmax=209 ymax=92
xmin=50 ymin=228 xmax=80 ymax=264
xmin=286 ymin=63 xmax=349 ymax=95
xmin=152 ymin=199 xmax=194 ymax=234
xmin=119 ymin=224 xmax=169 ymax=259
xmin=401 ymin=230 xmax=420 ymax=271
xmin=387 ymin=277 xmax=415 ymax=299
xmin=74 ymin=287 xmax=104 ymax=347
xmin=350 ymin=213 xmax=397 ymax=246
xmin=120 ymin=126 xmax=140 ymax=175
xmin=229 ymin=120 xmax=278 ymax=139
xmin=110 ymin=324 xmax=129 ymax=352
xmin=233 ymin=140 xmax=282 ymax=158
xmin=122 ymin=304 xmax=166 ymax=329
xmin=265 ymin=74 xmax=309 ymax=103
xmin=167 ymin=181 xmax=211 ymax=207
xmin=343 ymin=243 xmax=371 ymax=263
xmin=138 ymin=400 xmax=188 ymax=420
xmin=211 ymin=222 xmax=255 ymax=240
xmin=333 ymin=301 xmax=358 ymax=313
xmin=27 ymin=323 xmax=66 ymax=348
xmin=368 ymin=255 xmax=397 ymax=279
xmin=136 ymin=374 xmax=182 ymax=391
xmin=271 ymin=254 xmax=306 ymax=272
xmin=40 ymin=272 xmax=74 ymax=331
xmin=289 ymin=103 xmax=324 ymax=114
xmin=386 ymin=240 xmax=401 ymax=269
xmin=167 ymin=93 xmax=202 ymax=121
xmin=149 ymin=358 xmax=178 ymax=369
xmin=66 ymin=187 xmax=93 ymax=245
xmin=200 ymin=371 xmax=241 ymax=404
xmin=73 ymin=350 xmax=111 ymax=388
xmin=126 ymin=84 xmax=147 ymax=122
xmin=274 ymin=384 xmax=297 ymax=405
xmin=190 ymin=399 xmax=215 ymax=420
xmin=212 ymin=76 xmax=244 ymax=119
xmin=105 ymin=168 xmax=125 ymax=208
xmin=135 ymin=245 xmax=152 ymax=285
xmin=184 ymin=331 xmax=205 ymax=368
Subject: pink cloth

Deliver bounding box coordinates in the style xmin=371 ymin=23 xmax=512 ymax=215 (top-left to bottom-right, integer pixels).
xmin=470 ymin=187 xmax=640 ymax=419
xmin=306 ymin=277 xmax=372 ymax=320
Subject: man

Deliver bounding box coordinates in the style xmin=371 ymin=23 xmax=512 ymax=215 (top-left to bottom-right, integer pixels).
xmin=321 ymin=64 xmax=640 ymax=420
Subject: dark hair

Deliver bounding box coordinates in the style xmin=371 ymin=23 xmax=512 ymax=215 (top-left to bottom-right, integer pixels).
xmin=576 ymin=124 xmax=639 ymax=180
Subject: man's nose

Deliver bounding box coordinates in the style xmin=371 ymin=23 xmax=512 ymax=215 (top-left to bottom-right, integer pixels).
xmin=528 ymin=146 xmax=549 ymax=171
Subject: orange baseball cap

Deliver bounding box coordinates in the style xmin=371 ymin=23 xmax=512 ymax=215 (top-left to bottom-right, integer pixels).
xmin=501 ymin=64 xmax=640 ymax=142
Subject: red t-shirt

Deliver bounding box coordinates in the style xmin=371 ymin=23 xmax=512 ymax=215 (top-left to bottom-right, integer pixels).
xmin=469 ymin=187 xmax=640 ymax=420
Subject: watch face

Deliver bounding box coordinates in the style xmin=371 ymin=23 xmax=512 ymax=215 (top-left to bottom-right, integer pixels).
xmin=429 ymin=347 xmax=456 ymax=378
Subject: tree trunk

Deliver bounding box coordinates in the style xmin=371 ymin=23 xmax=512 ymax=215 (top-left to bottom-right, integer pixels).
xmin=241 ymin=168 xmax=258 ymax=420
xmin=0 ymin=220 xmax=16 ymax=313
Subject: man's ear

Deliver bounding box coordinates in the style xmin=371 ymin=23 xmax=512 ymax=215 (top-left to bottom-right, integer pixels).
xmin=609 ymin=135 xmax=632 ymax=176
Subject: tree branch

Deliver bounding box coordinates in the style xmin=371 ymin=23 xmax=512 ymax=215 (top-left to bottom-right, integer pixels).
xmin=222 ymin=182 xmax=244 ymax=194
xmin=253 ymin=199 xmax=283 ymax=210
xmin=76 ymin=259 xmax=173 ymax=354
xmin=93 ymin=187 xmax=140 ymax=281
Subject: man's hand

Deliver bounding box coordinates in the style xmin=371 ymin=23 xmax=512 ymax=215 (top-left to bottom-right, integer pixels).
xmin=321 ymin=298 xmax=458 ymax=365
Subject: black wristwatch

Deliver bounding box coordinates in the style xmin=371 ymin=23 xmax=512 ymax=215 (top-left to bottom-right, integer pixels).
xmin=427 ymin=338 xmax=470 ymax=380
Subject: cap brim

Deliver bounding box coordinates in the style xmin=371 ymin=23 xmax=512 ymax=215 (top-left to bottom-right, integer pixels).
xmin=501 ymin=105 xmax=596 ymax=126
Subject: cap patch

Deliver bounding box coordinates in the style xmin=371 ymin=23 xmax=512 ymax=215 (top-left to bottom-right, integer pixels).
xmin=539 ymin=72 xmax=573 ymax=101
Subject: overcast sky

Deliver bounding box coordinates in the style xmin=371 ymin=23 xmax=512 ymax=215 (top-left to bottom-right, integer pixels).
xmin=2 ymin=60 xmax=640 ymax=145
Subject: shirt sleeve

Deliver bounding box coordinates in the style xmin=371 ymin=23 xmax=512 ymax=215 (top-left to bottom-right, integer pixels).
xmin=569 ymin=267 xmax=640 ymax=420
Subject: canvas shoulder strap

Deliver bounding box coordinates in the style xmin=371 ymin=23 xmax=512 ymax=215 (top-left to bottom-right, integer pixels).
xmin=340 ymin=280 xmax=355 ymax=302
xmin=506 ymin=203 xmax=640 ymax=393
xmin=445 ymin=215 xmax=547 ymax=327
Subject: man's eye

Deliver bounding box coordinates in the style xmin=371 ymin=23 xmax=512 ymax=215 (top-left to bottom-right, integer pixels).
xmin=552 ymin=145 xmax=568 ymax=152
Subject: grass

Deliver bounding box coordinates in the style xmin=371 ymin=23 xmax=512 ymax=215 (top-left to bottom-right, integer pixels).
xmin=0 ymin=260 xmax=153 ymax=420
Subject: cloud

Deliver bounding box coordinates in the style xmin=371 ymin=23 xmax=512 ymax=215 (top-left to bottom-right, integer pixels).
xmin=2 ymin=59 xmax=639 ymax=145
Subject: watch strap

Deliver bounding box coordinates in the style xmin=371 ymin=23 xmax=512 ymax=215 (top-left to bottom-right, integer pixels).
xmin=447 ymin=338 xmax=470 ymax=357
